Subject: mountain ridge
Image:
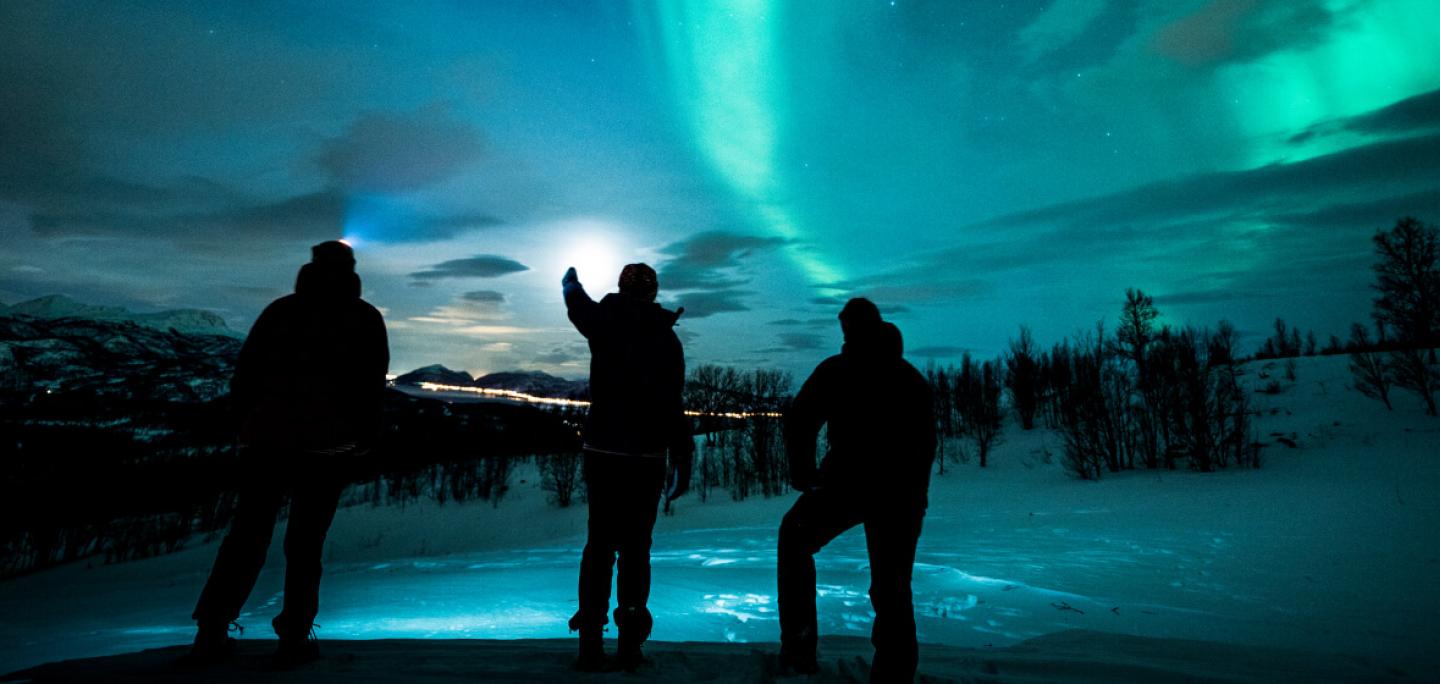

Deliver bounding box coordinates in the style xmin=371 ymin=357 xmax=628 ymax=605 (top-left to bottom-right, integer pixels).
xmin=393 ymin=365 xmax=589 ymax=399
xmin=1 ymin=294 xmax=235 ymax=335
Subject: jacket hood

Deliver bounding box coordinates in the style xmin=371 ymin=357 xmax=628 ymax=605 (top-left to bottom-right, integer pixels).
xmin=842 ymin=321 xmax=903 ymax=360
xmin=295 ymin=262 xmax=362 ymax=299
xmin=599 ymin=292 xmax=681 ymax=328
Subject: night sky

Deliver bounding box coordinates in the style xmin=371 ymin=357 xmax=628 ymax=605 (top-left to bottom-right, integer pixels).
xmin=3 ymin=0 xmax=1439 ymax=378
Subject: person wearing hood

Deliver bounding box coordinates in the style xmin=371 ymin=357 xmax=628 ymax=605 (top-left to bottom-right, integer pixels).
xmin=562 ymin=263 xmax=693 ymax=671
xmin=778 ymin=298 xmax=935 ymax=681
xmin=187 ymin=240 xmax=388 ymax=667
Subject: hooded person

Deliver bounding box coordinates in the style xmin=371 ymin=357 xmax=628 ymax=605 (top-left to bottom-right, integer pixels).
xmin=187 ymin=240 xmax=388 ymax=668
xmin=561 ymin=263 xmax=693 ymax=671
xmin=777 ymin=298 xmax=935 ymax=681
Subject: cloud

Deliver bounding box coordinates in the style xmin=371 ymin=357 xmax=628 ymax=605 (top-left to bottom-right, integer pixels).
xmin=1017 ymin=0 xmax=1108 ymax=64
xmin=831 ymin=132 xmax=1440 ymax=336
xmin=531 ymin=343 xmax=587 ymax=366
xmin=808 ymin=296 xmax=913 ymax=315
xmin=1151 ymin=289 xmax=1249 ymax=306
xmin=752 ymin=331 xmax=830 ymax=356
xmin=317 ymin=110 xmax=486 ymax=192
xmin=674 ymin=289 xmax=752 ymax=319
xmin=418 ymin=212 xmax=505 ymax=235
xmin=966 ymin=132 xmax=1440 ymax=239
xmin=907 ymin=345 xmax=971 ymax=359
xmin=0 ymin=1 xmax=400 ymax=138
xmin=409 ymin=255 xmax=529 ymax=281
xmin=778 ymin=333 xmax=825 ymax=350
xmin=1265 ymin=188 xmax=1440 ymax=231
xmin=533 ymin=350 xmax=578 ymax=364
xmin=768 ymin=317 xmax=833 ymax=328
xmin=1289 ymin=88 xmax=1440 ymax=144
xmin=1150 ymin=0 xmax=1350 ymax=69
xmin=657 ymin=231 xmax=787 ymax=291
xmin=818 ymin=280 xmax=993 ymax=309
xmin=27 ymin=190 xmax=345 ymax=250
xmin=25 ymin=183 xmax=506 ymax=250
xmin=650 ymin=231 xmax=788 ymax=320
xmin=460 ymin=290 xmax=507 ymax=304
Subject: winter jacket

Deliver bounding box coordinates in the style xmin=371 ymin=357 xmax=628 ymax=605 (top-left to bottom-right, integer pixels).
xmin=785 ymin=322 xmax=936 ymax=508
xmin=564 ymin=282 xmax=690 ymax=459
xmin=232 ymin=263 xmax=389 ymax=451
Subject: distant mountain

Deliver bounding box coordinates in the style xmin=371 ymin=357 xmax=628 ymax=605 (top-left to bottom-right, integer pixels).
xmin=474 ymin=370 xmax=588 ymax=399
xmin=1 ymin=295 xmax=234 ymax=335
xmin=393 ymin=366 xmax=588 ymax=400
xmin=0 ymin=314 xmax=241 ymax=402
xmin=393 ymin=364 xmax=475 ymax=387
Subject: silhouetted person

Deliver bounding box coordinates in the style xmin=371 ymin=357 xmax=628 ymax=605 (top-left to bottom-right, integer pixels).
xmin=778 ymin=298 xmax=935 ymax=682
xmin=187 ymin=240 xmax=388 ymax=667
xmin=562 ymin=263 xmax=692 ymax=671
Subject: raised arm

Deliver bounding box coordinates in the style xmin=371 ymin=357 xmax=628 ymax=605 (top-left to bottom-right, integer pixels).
xmin=562 ymin=267 xmax=602 ymax=339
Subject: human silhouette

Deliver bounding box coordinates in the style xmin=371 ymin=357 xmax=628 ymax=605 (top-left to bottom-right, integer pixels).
xmin=186 ymin=240 xmax=388 ymax=667
xmin=778 ymin=298 xmax=935 ymax=681
xmin=562 ymin=263 xmax=693 ymax=671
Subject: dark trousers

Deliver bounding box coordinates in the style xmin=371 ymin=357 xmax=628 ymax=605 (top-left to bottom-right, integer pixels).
xmin=574 ymin=452 xmax=666 ymax=633
xmin=778 ymin=487 xmax=925 ymax=681
xmin=192 ymin=449 xmax=345 ymax=639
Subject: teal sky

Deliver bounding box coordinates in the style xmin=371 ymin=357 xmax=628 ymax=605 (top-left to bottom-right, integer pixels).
xmin=2 ymin=0 xmax=1439 ymax=377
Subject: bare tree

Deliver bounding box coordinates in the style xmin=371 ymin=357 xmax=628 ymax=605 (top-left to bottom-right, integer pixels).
xmin=1005 ymin=326 xmax=1041 ymax=430
xmin=743 ymin=369 xmax=792 ymax=497
xmin=1369 ymin=217 xmax=1440 ymax=416
xmin=1372 ymin=217 xmax=1440 ymax=347
xmin=1057 ymin=325 xmax=1133 ymax=479
xmin=1348 ymin=323 xmax=1393 ymax=410
xmin=955 ymin=354 xmax=1004 ymax=468
xmin=540 ymin=452 xmax=583 ymax=507
xmin=926 ymin=363 xmax=954 ymax=475
xmin=1390 ymin=348 xmax=1437 ymax=416
xmin=1117 ymin=288 xmax=1163 ymax=468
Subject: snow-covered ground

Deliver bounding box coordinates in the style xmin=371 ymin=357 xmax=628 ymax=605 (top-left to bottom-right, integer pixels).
xmin=2 ymin=355 xmax=1437 ymax=681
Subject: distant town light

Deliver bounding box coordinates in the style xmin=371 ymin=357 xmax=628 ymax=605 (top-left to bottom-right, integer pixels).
xmin=413 ymin=381 xmax=782 ymax=417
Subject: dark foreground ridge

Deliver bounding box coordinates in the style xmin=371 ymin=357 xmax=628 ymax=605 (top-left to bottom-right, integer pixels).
xmin=2 ymin=632 xmax=1413 ymax=684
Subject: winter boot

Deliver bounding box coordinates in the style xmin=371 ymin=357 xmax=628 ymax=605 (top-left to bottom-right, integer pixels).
xmin=569 ymin=611 xmax=607 ymax=671
xmin=271 ymin=621 xmax=321 ymax=669
xmin=779 ymin=628 xmax=820 ymax=676
xmin=614 ymin=606 xmax=653 ymax=671
xmin=179 ymin=621 xmax=239 ymax=666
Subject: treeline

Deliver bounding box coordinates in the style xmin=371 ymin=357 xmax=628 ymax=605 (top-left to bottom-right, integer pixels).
xmin=530 ymin=366 xmax=796 ymax=507
xmin=1347 ymin=217 xmax=1440 ymax=416
xmin=1251 ymin=217 xmax=1437 ymax=415
xmin=0 ymin=392 xmax=242 ymax=577
xmin=349 ymin=391 xmax=582 ymax=509
xmin=925 ymin=291 xmax=1258 ymax=480
xmin=0 ymin=388 xmax=583 ymax=577
xmin=684 ymin=366 xmax=793 ymax=502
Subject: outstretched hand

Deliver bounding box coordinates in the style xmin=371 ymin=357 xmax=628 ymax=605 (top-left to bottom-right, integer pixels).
xmin=665 ymin=466 xmax=691 ymax=502
xmin=562 ymin=267 xmax=579 ymax=288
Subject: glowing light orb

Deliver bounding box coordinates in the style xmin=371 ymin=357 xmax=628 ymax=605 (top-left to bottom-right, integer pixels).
xmin=554 ymin=223 xmax=627 ymax=292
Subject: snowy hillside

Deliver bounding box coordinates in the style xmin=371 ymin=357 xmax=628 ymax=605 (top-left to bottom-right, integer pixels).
xmin=1 ymin=295 xmax=235 ymax=335
xmin=0 ymin=313 xmax=240 ymax=401
xmin=0 ymin=355 xmax=1436 ymax=681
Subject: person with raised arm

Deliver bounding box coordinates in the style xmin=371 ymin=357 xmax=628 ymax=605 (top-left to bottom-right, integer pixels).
xmin=561 ymin=263 xmax=693 ymax=671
